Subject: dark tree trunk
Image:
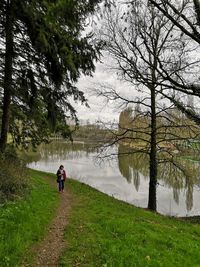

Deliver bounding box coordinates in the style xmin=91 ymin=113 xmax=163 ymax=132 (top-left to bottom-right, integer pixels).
xmin=0 ymin=0 xmax=14 ymax=152
xmin=148 ymin=84 xmax=157 ymax=211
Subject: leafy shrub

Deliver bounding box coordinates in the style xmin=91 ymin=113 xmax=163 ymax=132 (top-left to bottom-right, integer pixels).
xmin=0 ymin=146 xmax=29 ymax=203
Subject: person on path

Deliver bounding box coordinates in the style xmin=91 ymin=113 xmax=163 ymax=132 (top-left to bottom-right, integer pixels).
xmin=56 ymin=165 xmax=67 ymax=193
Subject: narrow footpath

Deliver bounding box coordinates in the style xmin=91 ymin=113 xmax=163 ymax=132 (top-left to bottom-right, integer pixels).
xmin=23 ymin=176 xmax=73 ymax=266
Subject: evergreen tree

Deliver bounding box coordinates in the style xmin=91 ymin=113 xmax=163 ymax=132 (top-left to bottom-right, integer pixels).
xmin=0 ymin=0 xmax=102 ymax=150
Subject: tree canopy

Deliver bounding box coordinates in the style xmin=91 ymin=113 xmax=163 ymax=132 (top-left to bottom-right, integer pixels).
xmin=0 ymin=0 xmax=103 ymax=150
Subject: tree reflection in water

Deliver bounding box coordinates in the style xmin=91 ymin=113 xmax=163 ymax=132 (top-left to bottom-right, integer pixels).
xmin=118 ymin=144 xmax=200 ymax=212
xmin=25 ymin=140 xmax=97 ymax=163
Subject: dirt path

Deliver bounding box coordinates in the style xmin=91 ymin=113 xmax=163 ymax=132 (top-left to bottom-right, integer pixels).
xmin=22 ymin=177 xmax=73 ymax=266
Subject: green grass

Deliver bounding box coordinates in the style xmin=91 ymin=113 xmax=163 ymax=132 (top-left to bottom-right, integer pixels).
xmin=1 ymin=169 xmax=200 ymax=267
xmin=61 ymin=179 xmax=200 ymax=267
xmin=0 ymin=170 xmax=59 ymax=267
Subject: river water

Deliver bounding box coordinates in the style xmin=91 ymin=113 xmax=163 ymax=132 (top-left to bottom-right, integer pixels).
xmin=28 ymin=141 xmax=200 ymax=217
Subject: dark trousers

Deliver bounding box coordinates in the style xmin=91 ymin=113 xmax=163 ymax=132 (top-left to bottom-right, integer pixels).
xmin=58 ymin=180 xmax=64 ymax=191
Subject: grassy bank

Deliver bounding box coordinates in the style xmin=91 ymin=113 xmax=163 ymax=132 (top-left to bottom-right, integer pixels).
xmin=0 ymin=170 xmax=59 ymax=267
xmin=1 ymin=169 xmax=200 ymax=266
xmin=61 ymin=179 xmax=200 ymax=267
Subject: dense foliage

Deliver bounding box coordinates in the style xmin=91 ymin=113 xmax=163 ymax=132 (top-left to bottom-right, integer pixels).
xmin=0 ymin=146 xmax=28 ymax=203
xmin=0 ymin=0 xmax=102 ymax=150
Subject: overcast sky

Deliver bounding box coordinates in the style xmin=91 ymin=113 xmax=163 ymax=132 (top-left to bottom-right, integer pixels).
xmin=75 ymin=58 xmax=131 ymax=124
xmin=73 ymin=2 xmax=133 ymax=124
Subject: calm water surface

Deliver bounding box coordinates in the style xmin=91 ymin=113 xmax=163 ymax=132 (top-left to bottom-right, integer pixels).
xmin=28 ymin=141 xmax=200 ymax=217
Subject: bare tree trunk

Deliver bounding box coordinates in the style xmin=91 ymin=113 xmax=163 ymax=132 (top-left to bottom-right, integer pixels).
xmin=0 ymin=0 xmax=13 ymax=152
xmin=148 ymin=84 xmax=157 ymax=211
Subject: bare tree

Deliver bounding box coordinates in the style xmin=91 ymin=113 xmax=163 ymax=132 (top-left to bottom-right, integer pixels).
xmin=139 ymin=0 xmax=200 ymax=123
xmin=95 ymin=0 xmax=200 ymax=211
